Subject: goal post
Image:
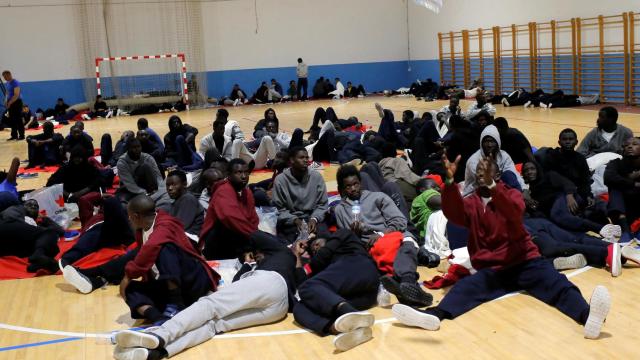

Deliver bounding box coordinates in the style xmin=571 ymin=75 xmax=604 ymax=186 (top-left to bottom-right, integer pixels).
xmin=95 ymin=53 xmax=189 ymax=110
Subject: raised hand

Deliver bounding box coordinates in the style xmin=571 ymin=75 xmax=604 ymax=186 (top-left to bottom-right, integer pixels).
xmin=442 ymin=153 xmax=461 ymax=182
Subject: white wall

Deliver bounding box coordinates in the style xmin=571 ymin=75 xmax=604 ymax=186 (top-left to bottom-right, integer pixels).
xmin=0 ymin=0 xmax=409 ymax=82
xmin=408 ymin=0 xmax=640 ymax=61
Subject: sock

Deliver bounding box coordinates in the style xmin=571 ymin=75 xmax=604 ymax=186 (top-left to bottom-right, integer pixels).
xmin=166 ymin=288 xmax=184 ymax=309
xmin=143 ymin=307 xmax=164 ymax=323
xmin=147 ymin=349 xmax=168 ymax=360
xmin=423 ymin=307 xmax=451 ymax=320
xmin=335 ymin=302 xmax=358 ymax=317
xmin=90 ymin=276 xmax=108 ymax=290
xmin=78 ymin=267 xmax=102 ymax=278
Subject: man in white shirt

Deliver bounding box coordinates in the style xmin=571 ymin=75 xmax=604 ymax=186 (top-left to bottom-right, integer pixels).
xmin=464 ymin=92 xmax=496 ymax=121
xmin=329 ymin=77 xmax=345 ymax=99
xmin=296 ymin=58 xmax=309 ymax=100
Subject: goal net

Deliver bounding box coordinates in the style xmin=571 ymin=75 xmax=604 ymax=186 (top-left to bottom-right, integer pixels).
xmin=95 ymin=53 xmax=189 ymax=110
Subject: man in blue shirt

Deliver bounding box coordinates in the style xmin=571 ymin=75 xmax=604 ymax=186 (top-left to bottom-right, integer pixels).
xmin=2 ymin=70 xmax=24 ymax=140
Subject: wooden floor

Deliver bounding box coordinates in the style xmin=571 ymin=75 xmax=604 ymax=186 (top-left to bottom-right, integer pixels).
xmin=1 ymin=97 xmax=639 ymax=359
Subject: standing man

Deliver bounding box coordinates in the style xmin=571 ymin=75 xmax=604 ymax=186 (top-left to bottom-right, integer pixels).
xmin=296 ymin=58 xmax=308 ymax=101
xmin=2 ymin=71 xmax=24 ymax=141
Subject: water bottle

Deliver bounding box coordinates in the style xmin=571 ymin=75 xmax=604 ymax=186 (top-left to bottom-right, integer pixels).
xmin=297 ymin=220 xmax=309 ymax=241
xmin=352 ymin=200 xmax=361 ymax=222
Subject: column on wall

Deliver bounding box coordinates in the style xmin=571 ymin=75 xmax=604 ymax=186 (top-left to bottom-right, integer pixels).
xmin=631 ymin=12 xmax=639 ymax=105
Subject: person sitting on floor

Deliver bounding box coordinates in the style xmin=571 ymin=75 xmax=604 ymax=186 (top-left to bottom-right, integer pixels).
xmin=116 ymin=138 xmax=170 ymax=209
xmin=82 ymin=95 xmax=110 ymax=120
xmin=576 ymin=106 xmax=633 ymax=170
xmin=22 ymin=104 xmax=38 ymax=129
xmin=273 ymin=147 xmax=328 ymax=243
xmin=334 ymin=165 xmax=434 ymax=307
xmin=198 ymin=168 xmax=225 ymax=209
xmin=604 ymin=137 xmax=640 ymax=244
xmin=463 ymin=91 xmax=496 ymax=121
xmin=62 ymin=124 xmax=94 ymax=159
xmin=199 ymin=159 xmax=259 ymax=260
xmin=253 ymin=108 xmax=279 ymax=139
xmin=120 ymin=195 xmax=220 ymax=325
xmin=25 ymin=121 xmax=64 ymax=168
xmin=410 ymin=177 xmax=442 ymax=240
xmin=463 ymin=124 xmax=525 ymax=195
xmin=292 ymin=229 xmax=380 ymax=352
xmin=0 ymin=158 xmax=20 ymax=212
xmin=112 ymin=230 xmax=297 ymax=360
xmin=46 ymin=146 xmax=104 ymax=204
xmin=101 ymin=130 xmax=134 ymax=167
xmin=163 ymin=115 xmax=202 ymax=172
xmin=137 ymin=130 xmax=165 ymax=171
xmin=137 ymin=118 xmax=165 ymax=152
xmin=392 ymin=154 xmax=612 ymax=340
xmin=166 ymin=169 xmax=204 ymax=239
xmin=0 ymin=199 xmax=62 ymax=273
xmin=223 ymin=84 xmax=249 ymax=106
xmin=493 ymin=117 xmax=535 ymax=165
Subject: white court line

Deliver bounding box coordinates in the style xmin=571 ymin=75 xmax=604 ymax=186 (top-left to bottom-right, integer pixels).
xmin=0 ymin=266 xmax=594 ymax=340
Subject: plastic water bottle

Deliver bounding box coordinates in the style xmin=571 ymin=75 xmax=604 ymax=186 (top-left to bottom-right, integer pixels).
xmin=297 ymin=220 xmax=309 ymax=241
xmin=352 ymin=200 xmax=361 ymax=222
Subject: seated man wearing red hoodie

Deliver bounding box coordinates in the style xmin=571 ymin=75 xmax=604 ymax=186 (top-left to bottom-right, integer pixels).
xmin=391 ymin=154 xmax=612 ymax=340
xmin=121 ymin=195 xmax=219 ymax=325
xmin=199 ymin=158 xmax=259 ymax=260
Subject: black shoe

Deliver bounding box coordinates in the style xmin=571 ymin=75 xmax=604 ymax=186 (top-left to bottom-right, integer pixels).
xmin=417 ymin=248 xmax=440 ymax=268
xmin=380 ymin=275 xmax=403 ymax=297
xmin=6 ymin=137 xmax=17 ymax=141
xmin=399 ymin=282 xmax=433 ymax=307
xmin=17 ymin=136 xmax=25 ymax=140
xmin=27 ymin=255 xmax=58 ymax=273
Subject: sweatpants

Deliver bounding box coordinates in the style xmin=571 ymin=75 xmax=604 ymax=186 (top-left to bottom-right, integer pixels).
xmin=526 ymin=218 xmax=608 ymax=267
xmin=233 ymin=137 xmax=276 ymax=170
xmin=171 ymin=135 xmax=203 ymax=172
xmin=27 ymin=141 xmax=60 ymax=168
xmin=0 ymin=220 xmax=59 ymax=259
xmin=125 ymin=244 xmax=212 ymax=319
xmin=293 ymin=254 xmax=379 ymax=335
xmin=550 ymin=194 xmax=603 ymax=233
xmin=434 ymin=257 xmax=590 ymax=324
xmin=116 ymin=163 xmax=159 ymax=203
xmin=80 ymin=248 xmax=139 ymax=284
xmin=369 ymin=233 xmax=420 ymax=283
xmin=297 ymin=77 xmax=308 ymax=100
xmin=150 ymin=270 xmax=288 ymax=357
xmin=608 ymin=188 xmax=640 ymax=224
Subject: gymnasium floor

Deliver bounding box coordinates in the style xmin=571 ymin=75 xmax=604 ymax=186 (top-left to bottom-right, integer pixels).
xmin=0 ymin=97 xmax=639 ymax=359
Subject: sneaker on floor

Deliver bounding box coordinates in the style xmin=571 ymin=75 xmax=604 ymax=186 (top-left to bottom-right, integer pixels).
xmin=599 ymin=224 xmax=621 ymax=242
xmin=524 ymin=100 xmax=532 ymax=108
xmin=81 ymin=114 xmax=91 ymax=120
xmin=334 ymin=312 xmax=375 ymax=333
xmin=621 ymin=239 xmax=640 ymax=265
xmin=309 ymin=161 xmax=324 ymax=171
xmin=501 ymin=98 xmax=510 ymax=107
xmin=392 ymin=304 xmax=440 ymax=331
xmin=62 ymin=265 xmax=94 ymax=294
xmin=608 ymin=244 xmax=622 ymax=277
xmin=584 ymin=285 xmax=611 ymax=339
xmin=113 ymin=346 xmax=149 ymax=360
xmin=379 ymin=275 xmax=403 ymax=298
xmin=333 ymin=327 xmax=373 ymax=352
xmin=540 ymin=102 xmax=548 ymax=109
xmin=399 ymin=282 xmax=433 ymax=307
xmin=553 ymin=254 xmax=587 ymax=270
xmin=114 ymin=329 xmax=161 ymax=349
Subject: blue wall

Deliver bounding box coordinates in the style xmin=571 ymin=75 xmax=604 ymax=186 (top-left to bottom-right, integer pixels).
xmin=10 ymin=59 xmax=442 ymax=111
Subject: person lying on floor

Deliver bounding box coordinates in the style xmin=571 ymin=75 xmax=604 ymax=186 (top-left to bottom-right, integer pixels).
xmin=25 ymin=121 xmax=64 ymax=169
xmin=333 ymin=165 xmax=435 ymax=307
xmin=392 ymin=154 xmax=612 ymax=340
xmin=292 ymin=228 xmax=380 ymax=352
xmin=112 ymin=230 xmax=298 ymax=360
xmin=0 ymin=199 xmax=62 ymax=273
xmin=120 ymin=195 xmax=219 ymax=325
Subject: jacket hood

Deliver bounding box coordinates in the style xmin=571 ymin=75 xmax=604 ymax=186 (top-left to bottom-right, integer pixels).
xmin=480 ymin=124 xmax=501 ymax=150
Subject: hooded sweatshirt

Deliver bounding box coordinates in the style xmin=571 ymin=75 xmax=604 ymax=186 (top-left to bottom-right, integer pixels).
xmin=334 ymin=190 xmax=412 ymax=242
xmin=272 ymin=168 xmax=328 ymax=225
xmin=463 ymin=125 xmax=525 ymax=195
xmin=116 ymin=152 xmax=170 ymax=207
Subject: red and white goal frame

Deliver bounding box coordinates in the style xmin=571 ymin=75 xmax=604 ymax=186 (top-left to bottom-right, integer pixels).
xmin=95 ymin=53 xmax=189 ymax=110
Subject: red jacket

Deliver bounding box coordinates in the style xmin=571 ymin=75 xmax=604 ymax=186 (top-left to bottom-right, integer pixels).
xmin=442 ymin=182 xmax=540 ymax=271
xmin=199 ymin=180 xmax=259 ymax=250
xmin=125 ymin=211 xmax=220 ymax=289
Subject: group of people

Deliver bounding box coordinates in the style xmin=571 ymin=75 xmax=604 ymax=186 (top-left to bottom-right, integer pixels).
xmin=0 ymin=81 xmax=637 ymax=358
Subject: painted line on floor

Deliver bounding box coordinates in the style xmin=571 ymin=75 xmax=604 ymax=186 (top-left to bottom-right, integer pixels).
xmin=0 ymin=265 xmax=594 ymax=351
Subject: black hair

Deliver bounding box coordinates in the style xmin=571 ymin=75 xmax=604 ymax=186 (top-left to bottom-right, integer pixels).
xmin=336 ymin=164 xmax=360 ymax=193
xmin=57 ymin=98 xmax=64 ymax=102
xmin=600 ymin=106 xmax=618 ymax=122
xmin=422 ymin=112 xmax=433 ymax=121
xmin=228 ymin=158 xmax=247 ymax=172
xmin=137 ymin=118 xmax=149 ymax=128
xmin=403 ymin=110 xmax=414 ymax=120
xmin=217 ymin=108 xmax=229 ymax=119
xmin=416 ymin=177 xmax=436 ymax=191
xmin=559 ymin=128 xmax=577 ymax=139
xmin=213 ymin=119 xmax=226 ymax=129
xmin=298 ymin=58 xmax=303 ymax=63
xmin=493 ymin=117 xmax=509 ymax=131
xmin=168 ymin=115 xmax=182 ymax=126
xmin=167 ymin=169 xmax=187 ymax=183
xmin=271 ymin=78 xmax=276 ymax=82
xmin=288 ymin=146 xmax=308 ymax=159
xmin=127 ymin=138 xmax=141 ymax=149
xmin=381 ymin=141 xmax=398 ymax=158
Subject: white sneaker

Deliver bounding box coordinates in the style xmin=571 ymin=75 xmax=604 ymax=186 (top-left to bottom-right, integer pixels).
xmin=233 ymin=99 xmax=240 ymax=106
xmin=113 ymin=346 xmax=148 ymax=360
xmin=377 ymin=284 xmax=391 ymax=307
xmin=584 ymin=285 xmax=611 ymax=339
xmin=600 ymin=224 xmax=621 ymax=242
xmin=501 ymin=98 xmax=510 ymax=107
xmin=45 ymin=116 xmax=55 ymax=121
xmin=334 ymin=312 xmax=375 ymax=333
xmin=392 ymin=304 xmax=440 ymax=331
xmin=333 ymin=327 xmax=372 ymax=352
xmin=524 ymin=100 xmax=532 ymax=108
xmin=610 ymin=244 xmax=622 ymax=277
xmin=114 ymin=329 xmax=160 ymax=349
xmin=106 ymin=109 xmax=114 ymax=118
xmin=403 ymin=149 xmax=413 ymax=169
xmin=62 ymin=265 xmax=93 ymax=294
xmin=553 ymin=254 xmax=587 ymax=270
xmin=309 ymin=161 xmax=324 ymax=171
xmin=621 ymin=239 xmax=640 ymax=265
xmin=81 ymin=114 xmax=91 ymax=120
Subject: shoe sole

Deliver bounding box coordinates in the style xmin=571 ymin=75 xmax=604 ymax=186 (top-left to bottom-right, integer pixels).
xmin=113 ymin=346 xmax=149 ymax=360
xmin=399 ymin=283 xmax=433 ymax=307
xmin=392 ymin=304 xmax=440 ymax=331
xmin=584 ymin=286 xmax=611 ymax=339
xmin=62 ymin=265 xmax=93 ymax=294
xmin=600 ymin=224 xmax=622 ymax=241
xmin=334 ymin=312 xmax=375 ymax=333
xmin=621 ymin=244 xmax=640 ymax=265
xmin=333 ymin=327 xmax=372 ymax=352
xmin=114 ymin=330 xmax=160 ymax=349
xmin=553 ymin=254 xmax=587 ymax=270
xmin=611 ymin=244 xmax=622 ymax=277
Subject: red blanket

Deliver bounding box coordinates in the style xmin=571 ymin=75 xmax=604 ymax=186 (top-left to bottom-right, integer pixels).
xmin=25 ymin=124 xmax=64 ymax=132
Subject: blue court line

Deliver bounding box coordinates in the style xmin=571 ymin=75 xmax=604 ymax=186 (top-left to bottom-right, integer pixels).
xmin=0 ymin=337 xmax=82 ymax=352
